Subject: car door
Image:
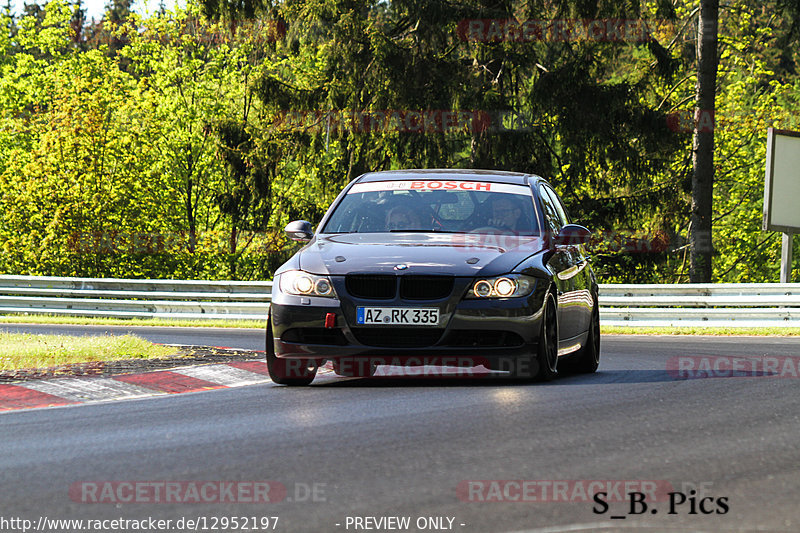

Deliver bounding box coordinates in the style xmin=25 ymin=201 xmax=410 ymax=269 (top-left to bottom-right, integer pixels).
xmin=541 ymin=184 xmax=593 ymax=342
xmin=538 ymin=184 xmax=579 ymax=342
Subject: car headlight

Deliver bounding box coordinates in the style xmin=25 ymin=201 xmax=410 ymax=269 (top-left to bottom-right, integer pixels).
xmin=466 ymin=274 xmax=536 ymax=299
xmin=279 ymin=270 xmax=337 ymax=298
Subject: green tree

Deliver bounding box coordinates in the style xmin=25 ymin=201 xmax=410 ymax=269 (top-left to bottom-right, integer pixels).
xmin=199 ymin=0 xmax=686 ymax=281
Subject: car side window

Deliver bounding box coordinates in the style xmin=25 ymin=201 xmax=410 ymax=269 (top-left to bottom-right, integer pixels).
xmin=538 ymin=185 xmax=562 ymax=236
xmin=542 ymin=185 xmax=569 ymax=227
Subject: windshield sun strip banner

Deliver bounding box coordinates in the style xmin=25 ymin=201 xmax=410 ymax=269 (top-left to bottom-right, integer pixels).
xmin=348 ymin=180 xmax=532 ymax=196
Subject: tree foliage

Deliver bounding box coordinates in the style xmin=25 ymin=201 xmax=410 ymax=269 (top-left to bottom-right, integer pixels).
xmin=0 ymin=0 xmax=798 ymax=281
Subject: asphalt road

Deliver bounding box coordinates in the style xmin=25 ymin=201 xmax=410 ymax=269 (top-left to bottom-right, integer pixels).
xmin=2 ymin=328 xmax=800 ymax=533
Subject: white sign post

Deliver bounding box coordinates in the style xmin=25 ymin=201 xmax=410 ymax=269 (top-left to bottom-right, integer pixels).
xmin=763 ymin=128 xmax=800 ymax=282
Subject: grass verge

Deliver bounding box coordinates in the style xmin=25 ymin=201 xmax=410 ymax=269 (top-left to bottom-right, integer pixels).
xmin=0 ymin=314 xmax=265 ymax=329
xmin=602 ymin=326 xmax=800 ymax=336
xmin=1 ymin=314 xmax=798 ymax=337
xmin=0 ymin=332 xmax=176 ymax=371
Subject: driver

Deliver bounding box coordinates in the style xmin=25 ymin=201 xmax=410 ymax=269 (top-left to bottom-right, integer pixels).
xmin=487 ymin=196 xmax=523 ymax=231
xmin=386 ymin=205 xmax=422 ymax=231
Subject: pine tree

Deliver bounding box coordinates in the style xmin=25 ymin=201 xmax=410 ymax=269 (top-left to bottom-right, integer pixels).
xmin=70 ymin=0 xmax=87 ymax=46
xmin=690 ymin=0 xmax=719 ymax=282
xmin=105 ymin=0 xmax=133 ymax=24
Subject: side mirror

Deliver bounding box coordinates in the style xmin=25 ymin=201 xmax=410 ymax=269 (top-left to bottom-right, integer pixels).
xmin=554 ymin=224 xmax=592 ymax=246
xmin=285 ymin=220 xmax=314 ymax=242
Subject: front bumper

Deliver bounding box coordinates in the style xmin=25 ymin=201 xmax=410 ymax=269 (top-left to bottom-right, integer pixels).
xmin=269 ymin=277 xmax=549 ymax=369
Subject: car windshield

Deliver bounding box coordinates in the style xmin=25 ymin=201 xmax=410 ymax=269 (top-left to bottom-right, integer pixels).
xmin=321 ymin=180 xmax=540 ymax=235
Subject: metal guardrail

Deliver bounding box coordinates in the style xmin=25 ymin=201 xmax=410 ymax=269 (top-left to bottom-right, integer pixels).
xmin=0 ymin=275 xmax=272 ymax=320
xmin=600 ymin=283 xmax=800 ymax=327
xmin=0 ymin=276 xmax=798 ymax=327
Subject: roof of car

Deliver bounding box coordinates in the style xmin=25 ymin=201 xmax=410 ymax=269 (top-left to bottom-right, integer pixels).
xmin=356 ymin=169 xmax=539 ymax=185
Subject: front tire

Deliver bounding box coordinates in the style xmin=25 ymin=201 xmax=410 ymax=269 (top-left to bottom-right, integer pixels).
xmin=512 ymin=291 xmax=558 ymax=381
xmin=561 ymin=299 xmax=600 ymax=374
xmin=266 ymin=316 xmax=317 ymax=386
xmin=535 ymin=292 xmax=559 ymax=381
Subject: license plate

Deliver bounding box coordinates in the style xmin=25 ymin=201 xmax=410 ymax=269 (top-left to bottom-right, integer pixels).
xmin=356 ymin=307 xmax=440 ymax=326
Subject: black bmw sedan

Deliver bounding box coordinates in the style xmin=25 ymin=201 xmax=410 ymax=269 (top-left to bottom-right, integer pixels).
xmin=267 ymin=169 xmax=600 ymax=385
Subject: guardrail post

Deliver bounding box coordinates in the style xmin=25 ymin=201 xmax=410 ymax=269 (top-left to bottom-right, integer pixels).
xmin=781 ymin=233 xmax=794 ymax=283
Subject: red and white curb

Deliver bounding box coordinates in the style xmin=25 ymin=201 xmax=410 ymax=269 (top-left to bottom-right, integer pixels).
xmin=0 ymin=362 xmax=338 ymax=413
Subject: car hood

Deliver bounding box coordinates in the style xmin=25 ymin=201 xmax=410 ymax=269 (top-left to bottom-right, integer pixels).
xmin=299 ymin=233 xmax=545 ymax=277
